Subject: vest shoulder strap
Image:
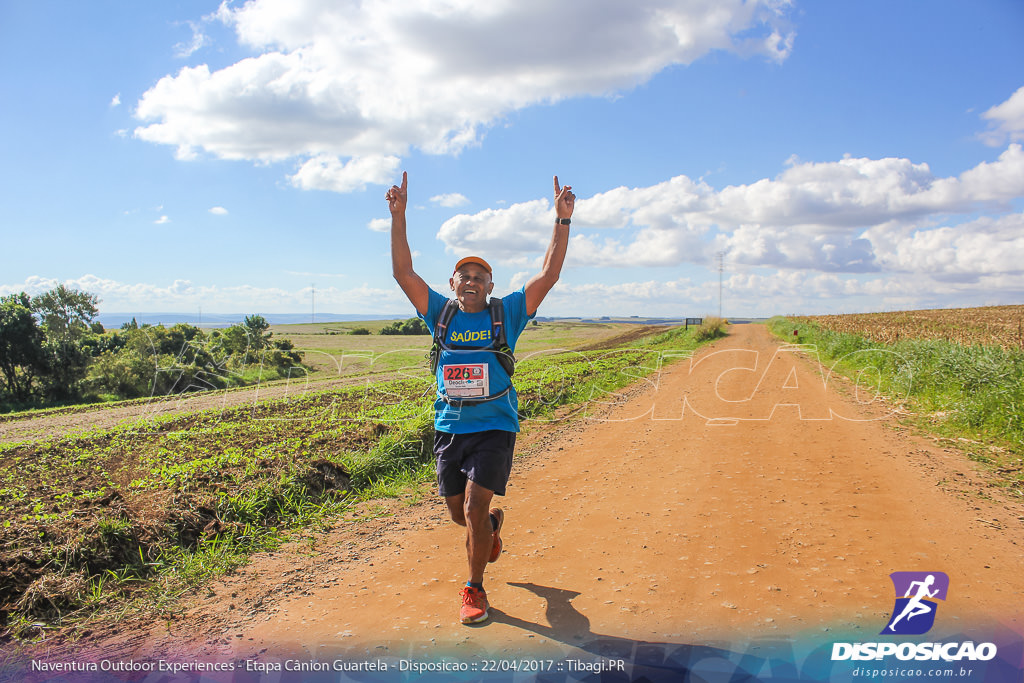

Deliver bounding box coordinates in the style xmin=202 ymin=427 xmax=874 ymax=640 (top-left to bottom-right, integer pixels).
xmin=434 ymin=298 xmax=460 ymax=345
xmin=488 ymin=297 xmax=515 ymax=377
xmin=428 ymin=297 xmax=516 ymax=378
xmin=428 ymin=299 xmax=460 ymax=374
xmin=488 ymin=297 xmax=506 ymax=348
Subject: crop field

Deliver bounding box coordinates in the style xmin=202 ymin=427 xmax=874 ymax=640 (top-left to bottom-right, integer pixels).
xmin=791 ymin=304 xmax=1024 ymax=350
xmin=0 ymin=320 xmax=724 ymax=639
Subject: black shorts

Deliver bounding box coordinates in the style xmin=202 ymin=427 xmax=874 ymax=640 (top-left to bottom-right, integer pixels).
xmin=434 ymin=429 xmax=516 ymax=497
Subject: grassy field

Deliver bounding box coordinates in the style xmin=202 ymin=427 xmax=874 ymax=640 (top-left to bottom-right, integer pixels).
xmin=268 ymin=319 xmax=645 ymax=378
xmin=769 ymin=312 xmax=1024 ymax=497
xmin=0 ymin=319 xmax=726 ymax=641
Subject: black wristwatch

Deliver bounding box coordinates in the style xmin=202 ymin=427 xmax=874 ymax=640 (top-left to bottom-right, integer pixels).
xmin=556 ymin=218 xmax=571 ymax=225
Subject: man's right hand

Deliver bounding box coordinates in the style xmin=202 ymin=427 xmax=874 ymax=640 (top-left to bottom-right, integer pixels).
xmin=386 ymin=171 xmax=408 ymax=215
xmin=389 ymin=170 xmax=429 ymax=315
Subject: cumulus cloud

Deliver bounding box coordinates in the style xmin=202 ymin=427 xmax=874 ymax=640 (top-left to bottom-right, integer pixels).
xmin=209 ymin=206 xmax=229 ymax=215
xmin=438 ymin=146 xmax=1024 ymax=280
xmin=154 ymin=215 xmax=171 ymax=225
xmin=0 ymin=274 xmax=414 ymax=315
xmin=439 ymin=199 xmax=553 ymax=257
xmin=134 ymin=0 xmax=793 ymax=186
xmin=367 ymin=217 xmax=391 ymax=233
xmin=110 ymin=93 xmax=121 ymax=108
xmin=288 ymin=154 xmax=400 ymax=192
xmin=870 ymin=214 xmax=1024 ymax=280
xmin=0 ymin=275 xmax=192 ymax=304
xmin=980 ymin=85 xmax=1024 ymax=146
xmin=431 ymin=193 xmax=470 ymax=208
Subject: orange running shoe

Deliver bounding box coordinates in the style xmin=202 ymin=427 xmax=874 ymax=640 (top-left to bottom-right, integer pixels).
xmin=460 ymin=585 xmax=489 ymax=624
xmin=488 ymin=508 xmax=504 ymax=563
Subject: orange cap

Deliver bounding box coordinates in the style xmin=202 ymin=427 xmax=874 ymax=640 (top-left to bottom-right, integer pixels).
xmin=453 ymin=256 xmax=492 ymax=275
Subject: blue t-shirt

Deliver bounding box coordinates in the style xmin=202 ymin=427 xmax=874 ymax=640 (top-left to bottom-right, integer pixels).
xmin=418 ymin=287 xmax=534 ymax=434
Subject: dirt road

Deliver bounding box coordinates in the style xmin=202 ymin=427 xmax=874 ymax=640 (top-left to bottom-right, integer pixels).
xmin=24 ymin=324 xmax=1024 ymax=678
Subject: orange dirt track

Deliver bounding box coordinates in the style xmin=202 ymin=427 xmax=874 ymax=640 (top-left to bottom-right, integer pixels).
xmin=29 ymin=324 xmax=1024 ymax=676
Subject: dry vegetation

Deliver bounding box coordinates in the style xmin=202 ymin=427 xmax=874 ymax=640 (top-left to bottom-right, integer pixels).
xmin=792 ymin=305 xmax=1024 ymax=350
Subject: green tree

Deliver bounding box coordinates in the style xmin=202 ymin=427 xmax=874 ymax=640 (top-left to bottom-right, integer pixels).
xmin=379 ymin=318 xmax=429 ymax=335
xmin=401 ymin=318 xmax=428 ymax=335
xmin=30 ymin=285 xmax=101 ymax=402
xmin=38 ymin=337 xmax=93 ymax=402
xmin=85 ymin=347 xmax=156 ymax=399
xmin=243 ymin=314 xmax=272 ymax=350
xmin=32 ymin=284 xmax=99 ymax=342
xmin=268 ymin=338 xmax=302 ymax=369
xmin=211 ymin=325 xmax=251 ymax=358
xmin=0 ymin=293 xmax=45 ymax=403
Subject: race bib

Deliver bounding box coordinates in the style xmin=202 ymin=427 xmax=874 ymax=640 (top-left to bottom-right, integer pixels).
xmin=442 ymin=363 xmax=489 ymax=398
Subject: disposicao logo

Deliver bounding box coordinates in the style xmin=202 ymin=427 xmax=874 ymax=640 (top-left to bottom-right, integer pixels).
xmin=882 ymin=571 xmax=949 ymax=635
xmin=832 ymin=571 xmax=998 ymax=663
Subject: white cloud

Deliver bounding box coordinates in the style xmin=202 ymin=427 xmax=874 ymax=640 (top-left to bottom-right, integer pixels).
xmin=438 ymin=146 xmax=1024 ymax=281
xmin=209 ymin=206 xmax=229 ymax=215
xmin=0 ymin=275 xmax=416 ymax=315
xmin=289 ymin=155 xmax=401 ymax=192
xmin=367 ymin=217 xmax=391 ymax=233
xmin=430 ymin=193 xmax=470 ymax=208
xmin=154 ymin=215 xmax=171 ymax=225
xmin=980 ymin=85 xmax=1024 ymax=146
xmin=871 ymin=214 xmax=1024 ymax=280
xmin=438 ymin=199 xmax=553 ymax=258
xmin=724 ymin=268 xmax=1024 ymax=315
xmin=110 ymin=93 xmax=121 ymax=108
xmin=174 ymin=20 xmax=210 ymax=59
xmin=134 ymin=0 xmax=793 ymax=186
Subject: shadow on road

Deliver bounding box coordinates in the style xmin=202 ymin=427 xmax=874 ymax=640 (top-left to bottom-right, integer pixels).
xmin=485 ymin=581 xmax=824 ymax=681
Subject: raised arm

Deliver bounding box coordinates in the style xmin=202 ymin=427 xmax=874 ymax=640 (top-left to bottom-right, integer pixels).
xmin=388 ymin=171 xmax=430 ymax=315
xmin=524 ymin=176 xmax=574 ymax=316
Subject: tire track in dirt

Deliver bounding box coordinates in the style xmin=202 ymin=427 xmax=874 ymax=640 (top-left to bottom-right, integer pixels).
xmin=30 ymin=324 xmax=1024 ymax=666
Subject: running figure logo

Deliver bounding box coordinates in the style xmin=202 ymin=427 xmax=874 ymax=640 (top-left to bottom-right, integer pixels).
xmin=882 ymin=572 xmax=950 ymax=635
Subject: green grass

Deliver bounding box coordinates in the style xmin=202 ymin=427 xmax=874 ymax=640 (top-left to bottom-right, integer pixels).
xmin=269 ymin=319 xmax=649 ymax=378
xmin=768 ymin=316 xmax=1024 ymax=493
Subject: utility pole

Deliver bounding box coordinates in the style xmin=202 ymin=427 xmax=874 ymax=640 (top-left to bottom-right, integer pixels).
xmin=716 ymin=251 xmax=725 ymax=319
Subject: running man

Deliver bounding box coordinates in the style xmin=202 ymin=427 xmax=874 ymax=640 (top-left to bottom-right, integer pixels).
xmin=887 ymin=574 xmax=939 ymax=632
xmin=387 ymin=171 xmax=574 ymax=624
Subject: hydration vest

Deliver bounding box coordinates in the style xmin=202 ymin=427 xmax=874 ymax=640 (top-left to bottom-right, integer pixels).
xmin=428 ymin=298 xmax=516 ymax=406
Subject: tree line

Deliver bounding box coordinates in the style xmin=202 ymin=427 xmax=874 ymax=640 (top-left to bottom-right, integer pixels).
xmin=348 ymin=318 xmax=429 ymax=335
xmin=0 ymin=285 xmax=302 ymax=411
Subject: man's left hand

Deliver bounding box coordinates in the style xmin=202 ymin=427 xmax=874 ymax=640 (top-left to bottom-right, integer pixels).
xmin=554 ymin=176 xmax=575 ymax=219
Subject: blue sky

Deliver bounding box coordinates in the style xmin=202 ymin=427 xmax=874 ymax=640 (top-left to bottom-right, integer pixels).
xmin=2 ymin=1 xmax=1023 ymax=320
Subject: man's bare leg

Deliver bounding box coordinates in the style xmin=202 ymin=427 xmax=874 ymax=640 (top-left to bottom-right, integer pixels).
xmin=445 ymin=480 xmax=495 ymax=583
xmin=446 ymin=480 xmax=498 ymax=623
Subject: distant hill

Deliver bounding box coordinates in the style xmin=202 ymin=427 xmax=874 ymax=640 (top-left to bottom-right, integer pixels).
xmin=97 ymin=313 xmax=403 ymax=329
xmin=98 ymin=312 xmax=770 ymax=329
